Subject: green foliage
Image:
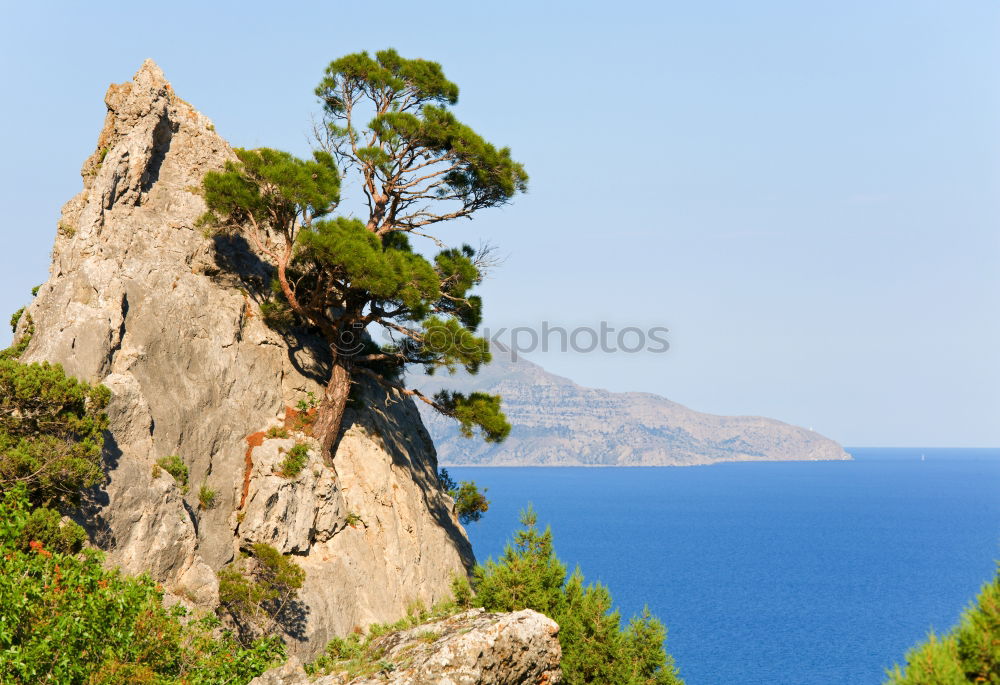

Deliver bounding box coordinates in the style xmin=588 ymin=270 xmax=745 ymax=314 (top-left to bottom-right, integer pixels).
xmin=297 ymin=217 xmax=441 ymax=313
xmin=295 ymin=392 xmax=318 ymax=412
xmin=278 ymin=443 xmax=309 ymax=477
xmin=266 ymin=426 xmax=289 ymax=439
xmin=198 ymin=484 xmax=217 ymax=510
xmin=218 ymin=543 xmax=306 ymax=646
xmin=0 ymin=487 xmax=283 ymax=684
xmin=31 ymin=285 xmax=41 ymax=297
xmin=259 ymin=299 xmax=296 ymax=331
xmin=438 ymin=470 xmax=490 ymax=524
xmin=9 ymin=306 xmax=24 ymax=332
xmin=156 ymin=455 xmax=189 ymax=490
xmin=0 ymin=358 xmax=109 ymax=508
xmin=345 ymin=512 xmax=364 ymax=528
xmin=200 ymin=49 xmax=522 ymax=448
xmin=307 ymin=596 xmax=463 ymax=678
xmin=437 ymin=468 xmax=458 ymax=492
xmin=17 ymin=504 xmax=87 ymax=554
xmin=317 ymin=49 xmax=527 ymax=211
xmin=450 ymin=574 xmax=474 ymax=609
xmin=450 ymin=481 xmax=489 ymax=524
xmin=473 ymin=506 xmax=683 ymax=685
xmin=433 ymin=390 xmax=511 ymax=443
xmin=473 ymin=506 xmax=567 ymax=617
xmin=885 ymin=565 xmax=1000 ymax=684
xmin=201 ymin=147 xmax=340 ymax=233
xmin=1 ymin=311 xmax=34 ymax=361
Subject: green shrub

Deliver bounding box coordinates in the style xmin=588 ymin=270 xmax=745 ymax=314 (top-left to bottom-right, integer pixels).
xmin=0 ymin=487 xmax=283 ymax=684
xmin=345 ymin=512 xmax=364 ymax=528
xmin=885 ymin=565 xmax=1000 ymax=684
xmin=17 ymin=505 xmax=87 ymax=554
xmin=266 ymin=426 xmax=289 ymax=439
xmin=451 ymin=574 xmax=474 ymax=609
xmin=438 ymin=468 xmax=489 ymax=524
xmin=307 ymin=596 xmax=464 ymax=678
xmin=296 ymin=392 xmax=318 ymax=412
xmin=451 ymin=481 xmax=489 ymax=523
xmin=9 ymin=306 xmax=24 ymax=332
xmin=278 ymin=443 xmax=309 ymax=477
xmin=198 ymin=484 xmax=217 ymax=510
xmin=218 ymin=543 xmax=306 ymax=646
xmin=0 ymin=358 xmax=109 ymax=507
xmin=259 ymin=300 xmax=296 ymax=331
xmin=473 ymin=506 xmax=683 ymax=685
xmin=1 ymin=310 xmax=34 ymax=360
xmin=156 ymin=455 xmax=189 ymax=490
xmin=438 ymin=468 xmax=458 ymax=492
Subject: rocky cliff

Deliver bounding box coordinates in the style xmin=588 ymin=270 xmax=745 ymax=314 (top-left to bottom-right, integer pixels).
xmin=415 ymin=348 xmax=850 ymax=466
xmin=15 ymin=61 xmax=475 ymax=658
xmin=250 ymin=609 xmax=562 ymax=685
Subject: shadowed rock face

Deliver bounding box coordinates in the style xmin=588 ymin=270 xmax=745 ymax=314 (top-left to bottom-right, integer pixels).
xmin=414 ymin=349 xmax=851 ymax=466
xmin=16 ymin=60 xmax=473 ymax=658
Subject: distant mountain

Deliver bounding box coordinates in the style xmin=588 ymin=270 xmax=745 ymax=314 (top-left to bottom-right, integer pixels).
xmin=413 ymin=350 xmax=850 ymax=466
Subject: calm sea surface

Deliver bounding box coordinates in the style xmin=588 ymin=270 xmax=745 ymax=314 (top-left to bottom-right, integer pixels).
xmin=449 ymin=448 xmax=1000 ymax=685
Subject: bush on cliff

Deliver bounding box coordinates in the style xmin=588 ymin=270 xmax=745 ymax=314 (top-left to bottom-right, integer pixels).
xmin=0 ymin=358 xmax=110 ymax=509
xmin=0 ymin=487 xmax=283 ymax=684
xmin=473 ymin=506 xmax=684 ymax=685
xmin=438 ymin=468 xmax=490 ymax=524
xmin=218 ymin=543 xmax=307 ymax=646
xmin=884 ymin=565 xmax=999 ymax=684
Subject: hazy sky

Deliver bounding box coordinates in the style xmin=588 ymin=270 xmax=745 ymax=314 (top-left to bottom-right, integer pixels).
xmin=1 ymin=1 xmax=997 ymax=446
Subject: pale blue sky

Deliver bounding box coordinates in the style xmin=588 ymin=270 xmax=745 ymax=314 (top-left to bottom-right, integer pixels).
xmin=1 ymin=1 xmax=997 ymax=446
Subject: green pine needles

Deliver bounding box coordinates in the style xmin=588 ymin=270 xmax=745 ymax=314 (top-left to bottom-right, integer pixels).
xmin=885 ymin=565 xmax=1000 ymax=684
xmin=199 ymin=49 xmax=522 ymax=456
xmin=0 ymin=357 xmax=110 ymax=508
xmin=438 ymin=468 xmax=489 ymax=524
xmin=473 ymin=506 xmax=684 ymax=685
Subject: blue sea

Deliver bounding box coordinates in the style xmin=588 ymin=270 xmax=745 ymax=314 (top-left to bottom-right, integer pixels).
xmin=449 ymin=448 xmax=1000 ymax=685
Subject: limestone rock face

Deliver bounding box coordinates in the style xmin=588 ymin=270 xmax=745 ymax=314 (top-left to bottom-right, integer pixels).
xmin=17 ymin=60 xmax=473 ymax=657
xmin=249 ymin=609 xmax=563 ymax=685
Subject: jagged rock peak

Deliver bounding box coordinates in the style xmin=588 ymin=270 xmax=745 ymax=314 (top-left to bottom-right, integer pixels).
xmin=20 ymin=61 xmax=474 ymax=659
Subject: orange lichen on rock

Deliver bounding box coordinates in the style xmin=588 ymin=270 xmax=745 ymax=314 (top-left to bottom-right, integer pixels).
xmin=283 ymin=406 xmax=316 ymax=436
xmin=240 ymin=431 xmax=266 ymax=510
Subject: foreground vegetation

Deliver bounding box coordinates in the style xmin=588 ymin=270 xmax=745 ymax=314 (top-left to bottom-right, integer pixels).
xmin=0 ymin=330 xmax=284 ymax=683
xmin=0 ymin=486 xmax=283 ymax=684
xmin=309 ymin=504 xmax=683 ymax=684
xmin=471 ymin=506 xmax=684 ymax=685
xmin=885 ymin=566 xmax=999 ymax=684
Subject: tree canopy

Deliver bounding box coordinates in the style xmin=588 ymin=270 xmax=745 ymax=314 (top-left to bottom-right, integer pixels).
xmin=200 ymin=49 xmax=523 ymax=455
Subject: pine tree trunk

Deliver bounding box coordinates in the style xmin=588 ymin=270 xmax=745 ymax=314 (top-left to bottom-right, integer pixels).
xmin=313 ymin=360 xmax=351 ymax=459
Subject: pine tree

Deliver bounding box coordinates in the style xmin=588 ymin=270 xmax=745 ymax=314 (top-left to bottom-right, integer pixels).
xmin=885 ymin=565 xmax=1000 ymax=684
xmin=200 ymin=49 xmax=525 ymax=455
xmin=473 ymin=506 xmax=684 ymax=684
